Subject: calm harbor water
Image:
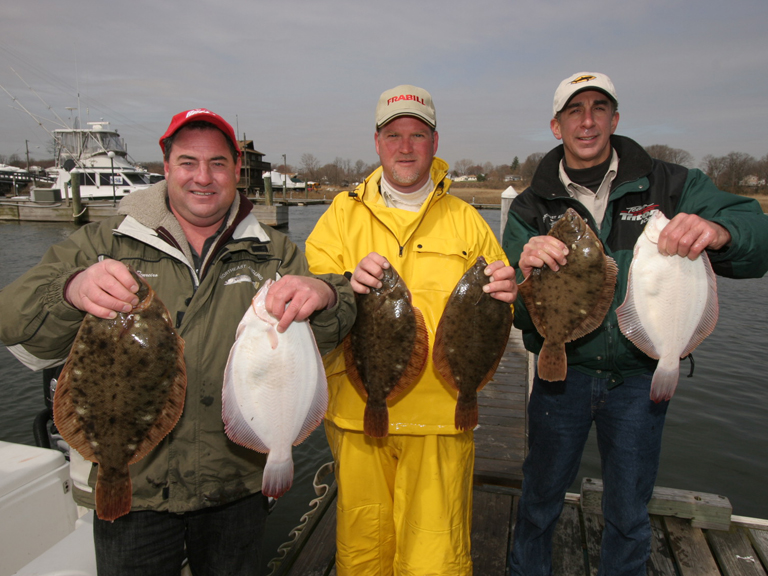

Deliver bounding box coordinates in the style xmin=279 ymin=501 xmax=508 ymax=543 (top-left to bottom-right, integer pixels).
xmin=1 ymin=204 xmax=767 ymax=569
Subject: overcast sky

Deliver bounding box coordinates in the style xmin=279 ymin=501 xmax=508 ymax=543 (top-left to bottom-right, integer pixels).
xmin=1 ymin=0 xmax=767 ymax=172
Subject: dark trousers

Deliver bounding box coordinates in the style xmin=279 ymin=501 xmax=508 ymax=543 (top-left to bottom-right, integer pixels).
xmin=94 ymin=492 xmax=270 ymax=576
xmin=509 ymin=369 xmax=670 ymax=576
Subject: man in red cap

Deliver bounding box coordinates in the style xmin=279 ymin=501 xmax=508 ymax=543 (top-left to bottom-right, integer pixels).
xmin=0 ymin=109 xmax=356 ymax=575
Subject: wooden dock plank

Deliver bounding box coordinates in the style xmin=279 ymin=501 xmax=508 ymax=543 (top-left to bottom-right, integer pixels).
xmin=747 ymin=528 xmax=768 ymax=570
xmin=582 ymin=512 xmax=604 ymax=576
xmin=471 ymin=489 xmax=513 ymax=576
xmin=707 ymin=526 xmax=767 ymax=576
xmin=664 ymin=516 xmax=721 ymax=576
xmin=277 ymin=498 xmax=337 ymax=576
xmin=648 ymin=516 xmax=677 ymax=576
xmin=581 ymin=477 xmax=732 ymax=532
xmin=552 ymin=503 xmax=587 ymax=576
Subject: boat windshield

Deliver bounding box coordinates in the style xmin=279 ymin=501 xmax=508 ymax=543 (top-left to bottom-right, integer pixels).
xmin=56 ymin=130 xmax=128 ymax=161
xmin=122 ymin=172 xmax=150 ymax=185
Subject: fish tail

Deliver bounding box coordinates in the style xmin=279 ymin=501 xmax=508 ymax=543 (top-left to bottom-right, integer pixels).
xmin=650 ymin=363 xmax=680 ymax=403
xmin=364 ymin=403 xmax=389 ymax=438
xmin=454 ymin=393 xmax=478 ymax=431
xmin=537 ymin=341 xmax=567 ymax=382
xmin=95 ymin=467 xmax=133 ymax=522
xmin=262 ymin=455 xmax=294 ymax=498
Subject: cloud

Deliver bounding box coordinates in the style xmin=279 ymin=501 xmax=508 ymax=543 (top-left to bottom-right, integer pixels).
xmin=1 ymin=0 xmax=766 ymax=169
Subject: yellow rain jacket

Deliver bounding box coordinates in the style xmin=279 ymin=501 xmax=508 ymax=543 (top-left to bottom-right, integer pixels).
xmin=306 ymin=158 xmax=511 ymax=435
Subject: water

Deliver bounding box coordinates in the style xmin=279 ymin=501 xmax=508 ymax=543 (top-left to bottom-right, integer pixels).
xmin=1 ymin=206 xmax=767 ymax=568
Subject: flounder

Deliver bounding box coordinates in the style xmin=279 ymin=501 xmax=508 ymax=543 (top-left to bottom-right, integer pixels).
xmin=222 ymin=279 xmax=328 ymax=498
xmin=53 ymin=267 xmax=187 ymax=522
xmin=519 ymin=208 xmax=618 ymax=381
xmin=433 ymin=256 xmax=514 ymax=430
xmin=344 ymin=265 xmax=429 ymax=438
xmin=616 ymin=211 xmax=719 ymax=402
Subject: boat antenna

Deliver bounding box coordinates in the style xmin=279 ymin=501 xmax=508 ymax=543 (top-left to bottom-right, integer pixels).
xmin=0 ymin=81 xmax=56 ymax=139
xmin=10 ymin=67 xmax=68 ymax=128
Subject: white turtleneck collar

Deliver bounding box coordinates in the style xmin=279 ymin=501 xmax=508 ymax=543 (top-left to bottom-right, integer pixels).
xmin=380 ymin=174 xmax=434 ymax=212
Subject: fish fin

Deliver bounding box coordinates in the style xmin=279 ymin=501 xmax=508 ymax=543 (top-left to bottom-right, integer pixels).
xmin=52 ymin=360 xmax=98 ymax=462
xmin=389 ymin=306 xmax=429 ymax=399
xmin=616 ymin=262 xmax=660 ymax=359
xmin=518 ymin=277 xmax=547 ymax=338
xmin=343 ymin=335 xmax=369 ymax=399
xmin=293 ymin=347 xmax=329 ymax=447
xmin=95 ymin=465 xmax=133 ymax=521
xmin=454 ymin=392 xmax=478 ymax=431
xmin=681 ymin=253 xmax=719 ymax=358
xmin=537 ymin=340 xmax=567 ymax=382
xmin=262 ymin=453 xmax=294 ymax=498
xmin=129 ymin=336 xmax=187 ymax=464
xmin=650 ymin=361 xmax=679 ymax=403
xmin=570 ymin=254 xmax=618 ymax=341
xmin=432 ymin=316 xmax=458 ymax=391
xmin=221 ymin=349 xmax=270 ymax=453
xmin=364 ymin=401 xmax=389 ymax=438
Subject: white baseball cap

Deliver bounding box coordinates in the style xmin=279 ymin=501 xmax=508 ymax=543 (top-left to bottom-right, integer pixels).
xmin=375 ymin=85 xmax=436 ymax=129
xmin=553 ymin=72 xmax=618 ymax=117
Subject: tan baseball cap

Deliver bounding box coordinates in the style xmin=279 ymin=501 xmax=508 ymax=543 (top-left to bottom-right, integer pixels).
xmin=375 ymin=85 xmax=436 ymax=129
xmin=553 ymin=72 xmax=618 ymax=117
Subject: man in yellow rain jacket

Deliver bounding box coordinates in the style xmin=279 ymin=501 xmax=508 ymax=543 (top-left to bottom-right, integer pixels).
xmin=306 ymin=85 xmax=518 ymax=575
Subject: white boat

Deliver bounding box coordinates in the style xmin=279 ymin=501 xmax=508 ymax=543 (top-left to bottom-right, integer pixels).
xmin=45 ymin=121 xmax=159 ymax=202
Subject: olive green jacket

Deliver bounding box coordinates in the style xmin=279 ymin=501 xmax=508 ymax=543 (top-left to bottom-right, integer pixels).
xmin=0 ymin=182 xmax=355 ymax=513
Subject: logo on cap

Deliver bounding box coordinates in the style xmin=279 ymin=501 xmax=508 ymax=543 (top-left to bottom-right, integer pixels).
xmin=570 ymin=75 xmax=597 ymax=85
xmin=387 ymin=94 xmax=426 ymax=106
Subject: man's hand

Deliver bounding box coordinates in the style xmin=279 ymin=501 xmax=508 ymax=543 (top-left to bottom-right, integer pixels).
xmin=265 ymin=275 xmax=337 ymax=333
xmin=483 ymin=260 xmax=518 ymax=303
xmin=517 ymin=235 xmax=569 ymax=279
xmin=657 ymin=213 xmax=732 ymax=260
xmin=65 ymin=259 xmax=139 ymax=319
xmin=350 ymin=252 xmax=390 ymax=294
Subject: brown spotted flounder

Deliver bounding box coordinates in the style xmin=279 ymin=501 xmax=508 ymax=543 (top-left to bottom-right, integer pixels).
xmin=433 ymin=256 xmax=514 ymax=430
xmin=344 ymin=265 xmax=428 ymax=438
xmin=518 ymin=208 xmax=618 ymax=381
xmin=53 ymin=267 xmax=186 ymax=521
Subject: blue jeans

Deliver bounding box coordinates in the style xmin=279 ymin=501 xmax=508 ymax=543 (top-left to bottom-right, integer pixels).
xmin=93 ymin=492 xmax=270 ymax=576
xmin=509 ymin=369 xmax=669 ymax=576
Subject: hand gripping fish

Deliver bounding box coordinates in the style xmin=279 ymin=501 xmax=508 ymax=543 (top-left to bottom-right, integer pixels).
xmin=344 ymin=265 xmax=429 ymax=438
xmin=53 ymin=267 xmax=187 ymax=522
xmin=433 ymin=256 xmax=514 ymax=430
xmin=222 ymin=279 xmax=328 ymax=498
xmin=616 ymin=211 xmax=719 ymax=402
xmin=518 ymin=208 xmax=618 ymax=381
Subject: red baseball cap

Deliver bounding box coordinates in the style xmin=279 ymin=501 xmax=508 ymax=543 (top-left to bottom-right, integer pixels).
xmin=159 ymin=108 xmax=241 ymax=154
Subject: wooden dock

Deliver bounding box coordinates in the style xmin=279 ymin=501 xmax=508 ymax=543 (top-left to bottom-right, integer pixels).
xmin=267 ymin=329 xmax=768 ymax=576
xmin=0 ymin=199 xmax=288 ymax=227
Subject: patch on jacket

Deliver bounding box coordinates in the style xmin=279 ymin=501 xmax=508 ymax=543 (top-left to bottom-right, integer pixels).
xmin=619 ymin=203 xmax=659 ymax=224
xmin=220 ymin=264 xmax=264 ymax=288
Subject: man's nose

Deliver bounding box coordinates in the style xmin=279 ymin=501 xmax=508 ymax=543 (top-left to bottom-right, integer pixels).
xmin=194 ymin=163 xmax=214 ymax=185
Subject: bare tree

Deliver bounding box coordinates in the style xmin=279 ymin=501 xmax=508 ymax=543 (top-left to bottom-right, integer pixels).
xmin=701 ymin=154 xmax=728 ymax=187
xmin=300 ymin=153 xmax=320 ymax=180
xmin=644 ymin=144 xmax=694 ymax=168
xmin=701 ymin=152 xmax=757 ymax=191
xmin=722 ymin=152 xmax=757 ymax=190
xmin=521 ymin=152 xmax=546 ymax=180
xmin=453 ymin=159 xmax=474 ymax=176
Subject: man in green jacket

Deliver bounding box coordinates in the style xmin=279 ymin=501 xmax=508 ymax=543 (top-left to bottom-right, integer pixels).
xmin=0 ymin=108 xmax=355 ymax=576
xmin=503 ymin=72 xmax=768 ymax=576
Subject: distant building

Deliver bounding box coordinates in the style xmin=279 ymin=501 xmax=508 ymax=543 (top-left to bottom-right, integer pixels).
xmin=740 ymin=175 xmax=766 ymax=187
xmin=238 ymin=140 xmax=271 ymax=196
xmin=264 ymin=171 xmax=307 ymax=190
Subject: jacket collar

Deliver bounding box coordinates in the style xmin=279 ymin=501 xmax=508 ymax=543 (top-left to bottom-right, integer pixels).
xmin=116 ymin=181 xmax=269 ymax=269
xmin=530 ymin=135 xmax=653 ymax=200
xmin=353 ymin=156 xmax=451 ymax=205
